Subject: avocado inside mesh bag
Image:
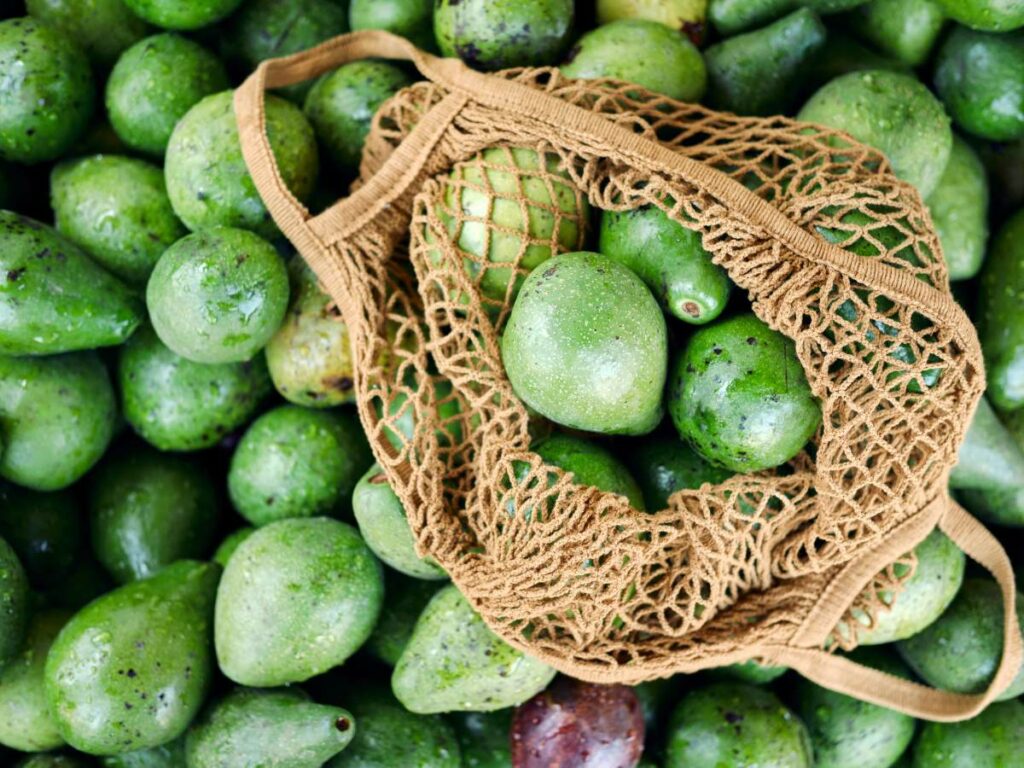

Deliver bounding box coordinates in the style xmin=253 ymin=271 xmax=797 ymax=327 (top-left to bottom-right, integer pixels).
xmin=236 ymin=30 xmax=1021 ymax=721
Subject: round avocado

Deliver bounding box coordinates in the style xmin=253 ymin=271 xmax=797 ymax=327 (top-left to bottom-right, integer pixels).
xmin=25 ymin=0 xmax=149 ymax=66
xmin=978 ymin=208 xmax=1024 ymax=411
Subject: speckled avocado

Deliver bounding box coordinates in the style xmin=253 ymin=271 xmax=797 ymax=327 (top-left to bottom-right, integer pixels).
xmin=165 ymin=91 xmax=318 ymax=238
xmin=215 ymin=518 xmax=384 ymax=686
xmin=266 ymin=257 xmax=358 ymax=408
xmin=562 ymin=18 xmax=707 ymax=101
xmin=669 ymin=313 xmax=821 ymax=473
xmin=934 ymin=0 xmax=1024 ymax=31
xmin=326 ymin=685 xmax=461 ymax=768
xmin=304 ymin=60 xmax=412 ymax=172
xmin=849 ymin=0 xmax=945 ymax=66
xmin=0 ymin=483 xmax=82 ymax=588
xmin=926 ymin=135 xmax=989 ymax=281
xmin=665 ymin=682 xmax=813 ymax=768
xmin=435 ymin=0 xmax=574 ymax=70
xmin=798 ymin=69 xmax=953 ymax=196
xmin=228 ymin=405 xmax=373 ymax=527
xmin=185 ymin=687 xmax=355 ymax=768
xmin=449 ymin=709 xmax=512 ymax=768
xmin=502 ymin=251 xmax=668 ymax=435
xmin=349 ymin=0 xmax=434 ymax=50
xmin=626 ymin=435 xmax=734 ymax=510
xmin=118 ymin=323 xmax=272 ymax=452
xmin=0 ymin=211 xmax=143 ymax=356
xmin=146 ymin=227 xmax=289 ymax=364
xmin=978 ymin=208 xmax=1024 ymax=411
xmin=89 ymin=443 xmax=219 ymax=583
xmin=599 ymin=205 xmax=730 ymax=324
xmin=534 ymin=433 xmax=646 ymax=510
xmin=120 ymin=0 xmax=242 ymax=30
xmin=0 ymin=352 xmax=117 ymax=491
xmin=913 ymin=699 xmax=1024 ymax=767
xmin=106 ymin=34 xmax=229 ymax=156
xmin=353 ymin=464 xmax=447 ymax=580
xmin=51 ymin=155 xmax=186 ymax=285
xmin=392 ymin=584 xmax=556 ymax=713
xmin=44 ymin=560 xmax=219 ymax=755
xmin=0 ymin=536 xmax=28 ymax=670
xmin=0 ymin=18 xmax=94 ymax=164
xmin=365 ymin=571 xmax=442 ymax=666
xmin=25 ymin=0 xmax=149 ymax=66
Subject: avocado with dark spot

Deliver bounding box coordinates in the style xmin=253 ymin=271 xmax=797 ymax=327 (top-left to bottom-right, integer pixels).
xmin=0 ymin=536 xmax=29 ymax=670
xmin=626 ymin=435 xmax=734 ymax=510
xmin=848 ymin=0 xmax=945 ymax=66
xmin=0 ymin=483 xmax=81 ymax=588
xmin=366 ymin=571 xmax=442 ymax=666
xmin=25 ymin=0 xmax=149 ymax=66
xmin=349 ymin=0 xmax=434 ymax=50
xmin=120 ymin=0 xmax=242 ymax=30
xmin=925 ymin=135 xmax=989 ymax=281
xmin=0 ymin=211 xmax=143 ymax=356
xmin=448 ymin=709 xmax=511 ymax=768
xmin=44 ymin=560 xmax=219 ymax=755
xmin=978 ymin=208 xmax=1024 ymax=411
xmin=596 ymin=0 xmax=709 ymax=44
xmin=913 ymin=699 xmax=1024 ymax=766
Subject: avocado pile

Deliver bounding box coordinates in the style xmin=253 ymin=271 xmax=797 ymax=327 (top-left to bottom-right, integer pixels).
xmin=1 ymin=0 xmax=1024 ymax=766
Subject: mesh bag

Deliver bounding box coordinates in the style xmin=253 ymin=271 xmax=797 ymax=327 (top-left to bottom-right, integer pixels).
xmin=236 ymin=30 xmax=1021 ymax=721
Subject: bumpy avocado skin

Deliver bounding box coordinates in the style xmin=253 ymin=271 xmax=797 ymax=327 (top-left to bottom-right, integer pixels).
xmin=934 ymin=27 xmax=1024 ymax=142
xmin=798 ymin=69 xmax=953 ymax=196
xmin=435 ymin=0 xmax=574 ymax=70
xmin=599 ymin=205 xmax=731 ymax=324
xmin=849 ymin=0 xmax=945 ymax=66
xmin=0 ymin=352 xmax=117 ymax=492
xmin=51 ymin=155 xmax=187 ymax=285
xmin=25 ymin=0 xmax=148 ymax=66
xmin=913 ymin=699 xmax=1024 ymax=767
xmin=562 ymin=18 xmax=707 ymax=101
xmin=627 ymin=436 xmax=734 ymax=511
xmin=164 ymin=91 xmax=318 ymax=238
xmin=502 ymin=251 xmax=668 ymax=436
xmin=121 ymin=0 xmax=242 ymax=30
xmin=0 ymin=483 xmax=81 ymax=588
xmin=534 ymin=433 xmax=646 ymax=510
xmin=978 ymin=208 xmax=1024 ymax=411
xmin=118 ymin=324 xmax=272 ymax=452
xmin=392 ymin=584 xmax=556 ymax=713
xmin=305 ymin=61 xmax=412 ymax=172
xmin=925 ymin=135 xmax=989 ymax=281
xmin=106 ymin=34 xmax=229 ymax=156
xmin=0 ymin=17 xmax=94 ymax=164
xmin=668 ymin=313 xmax=821 ymax=473
xmin=0 ymin=211 xmax=143 ymax=356
xmin=349 ymin=0 xmax=435 ymax=49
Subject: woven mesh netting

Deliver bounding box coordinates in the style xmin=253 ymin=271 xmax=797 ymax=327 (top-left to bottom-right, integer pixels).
xmin=318 ymin=68 xmax=983 ymax=683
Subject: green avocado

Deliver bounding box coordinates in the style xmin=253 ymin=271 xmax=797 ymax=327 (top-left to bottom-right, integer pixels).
xmin=668 ymin=313 xmax=821 ymax=473
xmin=185 ymin=687 xmax=355 ymax=768
xmin=709 ymin=0 xmax=868 ymax=34
xmin=502 ymin=251 xmax=668 ymax=435
xmin=223 ymin=0 xmax=349 ymax=102
xmin=898 ymin=578 xmax=1024 ymax=700
xmin=448 ymin=709 xmax=512 ymax=768
xmin=51 ymin=155 xmax=186 ymax=285
xmin=534 ymin=433 xmax=646 ymax=510
xmin=711 ymin=660 xmax=789 ymax=684
xmin=326 ymin=685 xmax=461 ymax=768
xmin=365 ymin=571 xmax=442 ymax=666
xmin=978 ymin=208 xmax=1024 ymax=411
xmin=665 ymin=682 xmax=813 ymax=768
xmin=118 ymin=324 xmax=272 ymax=452
xmin=561 ymin=19 xmax=707 ymax=101
xmin=101 ymin=737 xmax=185 ymax=768
xmin=215 ymin=518 xmax=384 ymax=686
xmin=146 ymin=227 xmax=289 ymax=364
xmin=106 ymin=34 xmax=229 ymax=157
xmin=796 ymin=647 xmax=915 ymax=768
xmin=626 ymin=436 xmax=734 ymax=511
xmin=165 ymin=91 xmax=318 ymax=238
xmin=349 ymin=0 xmax=434 ymax=50
xmin=353 ymin=464 xmax=447 ymax=580
xmin=951 ymin=396 xmax=1024 ymax=490
xmin=304 ymin=60 xmax=412 ymax=172
xmin=0 ymin=211 xmax=143 ymax=356
xmin=0 ymin=536 xmax=28 ymax=669
xmin=934 ymin=27 xmax=1024 ymax=142
xmin=913 ymin=699 xmax=1024 ymax=767
xmin=849 ymin=0 xmax=946 ymax=66
xmin=212 ymin=528 xmax=254 ymax=568
xmin=705 ymin=9 xmax=827 ymax=116
xmin=925 ymin=135 xmax=989 ymax=281
xmin=89 ymin=443 xmax=219 ymax=584
xmin=265 ymin=257 xmax=358 ymax=408
xmin=120 ymin=0 xmax=242 ymax=30
xmin=0 ymin=609 xmax=69 ymax=752
xmin=853 ymin=528 xmax=965 ymax=645
xmin=596 ymin=0 xmax=709 ymax=43
xmin=26 ymin=0 xmax=148 ymax=66
xmin=934 ymin=0 xmax=1024 ymax=30
xmin=435 ymin=0 xmax=574 ymax=70
xmin=392 ymin=584 xmax=556 ymax=713
xmin=0 ymin=483 xmax=81 ymax=588
xmin=228 ymin=405 xmax=373 ymax=527
xmin=798 ymin=70 xmax=952 ymax=196
xmin=440 ymin=146 xmax=588 ymax=303
xmin=0 ymin=352 xmax=117 ymax=492
xmin=44 ymin=560 xmax=219 ymax=755
xmin=14 ymin=755 xmax=93 ymax=768
xmin=599 ymin=205 xmax=731 ymax=324
xmin=0 ymin=18 xmax=94 ymax=164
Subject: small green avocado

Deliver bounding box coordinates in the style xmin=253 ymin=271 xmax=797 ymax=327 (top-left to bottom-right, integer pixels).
xmin=925 ymin=135 xmax=989 ymax=281
xmin=120 ymin=0 xmax=242 ymax=30
xmin=185 ymin=687 xmax=355 ymax=768
xmin=365 ymin=571 xmax=442 ymax=666
xmin=215 ymin=518 xmax=384 ymax=686
xmin=44 ymin=561 xmax=219 ymax=755
xmin=392 ymin=584 xmax=556 ymax=713
xmin=934 ymin=0 xmax=1024 ymax=31
xmin=913 ymin=699 xmax=1024 ymax=766
xmin=349 ymin=0 xmax=434 ymax=50
xmin=978 ymin=208 xmax=1024 ymax=411
xmin=0 ymin=536 xmax=29 ymax=670
xmin=0 ymin=483 xmax=82 ymax=588
xmin=599 ymin=205 xmax=731 ymax=324
xmin=626 ymin=436 xmax=734 ymax=511
xmin=502 ymin=251 xmax=668 ymax=435
xmin=25 ymin=0 xmax=149 ymax=66
xmin=668 ymin=313 xmax=821 ymax=473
